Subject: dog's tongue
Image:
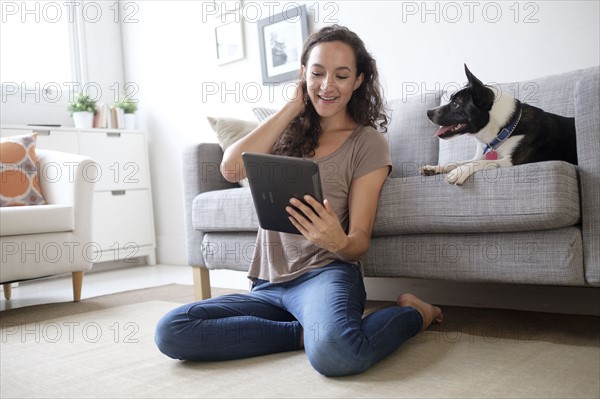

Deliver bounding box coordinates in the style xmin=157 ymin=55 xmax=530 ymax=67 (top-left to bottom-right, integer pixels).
xmin=434 ymin=125 xmax=456 ymax=137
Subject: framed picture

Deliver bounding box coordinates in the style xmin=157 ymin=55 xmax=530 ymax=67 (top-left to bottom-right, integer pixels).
xmin=257 ymin=4 xmax=308 ymax=85
xmin=213 ymin=1 xmax=244 ymax=65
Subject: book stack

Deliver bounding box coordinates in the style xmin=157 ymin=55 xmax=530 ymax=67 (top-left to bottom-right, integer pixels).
xmin=93 ymin=103 xmax=125 ymax=129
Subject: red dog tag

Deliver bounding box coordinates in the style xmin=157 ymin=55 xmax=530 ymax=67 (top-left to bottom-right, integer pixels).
xmin=485 ymin=150 xmax=498 ymax=160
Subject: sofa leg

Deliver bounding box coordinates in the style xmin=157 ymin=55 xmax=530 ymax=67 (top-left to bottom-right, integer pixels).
xmin=193 ymin=267 xmax=211 ymax=300
xmin=72 ymin=272 xmax=84 ymax=302
xmin=3 ymin=284 xmax=11 ymax=300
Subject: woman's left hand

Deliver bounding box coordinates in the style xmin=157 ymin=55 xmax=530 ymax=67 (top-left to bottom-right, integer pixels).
xmin=286 ymin=196 xmax=348 ymax=253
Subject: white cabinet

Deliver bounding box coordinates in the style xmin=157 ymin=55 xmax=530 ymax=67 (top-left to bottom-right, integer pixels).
xmin=1 ymin=124 xmax=156 ymax=265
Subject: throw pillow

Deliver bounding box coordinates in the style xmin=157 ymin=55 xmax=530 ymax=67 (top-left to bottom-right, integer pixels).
xmin=207 ymin=116 xmax=257 ymax=151
xmin=252 ymin=107 xmax=277 ymax=122
xmin=207 ymin=116 xmax=258 ymax=187
xmin=0 ymin=133 xmax=46 ymax=206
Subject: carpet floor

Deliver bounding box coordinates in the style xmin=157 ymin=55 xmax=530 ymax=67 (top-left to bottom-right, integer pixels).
xmin=1 ymin=284 xmax=599 ymax=398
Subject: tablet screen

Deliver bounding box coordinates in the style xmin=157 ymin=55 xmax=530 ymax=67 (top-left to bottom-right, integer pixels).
xmin=242 ymin=152 xmax=323 ymax=234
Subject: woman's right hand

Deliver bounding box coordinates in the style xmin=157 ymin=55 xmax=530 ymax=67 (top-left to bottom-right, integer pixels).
xmin=286 ymin=80 xmax=307 ymax=118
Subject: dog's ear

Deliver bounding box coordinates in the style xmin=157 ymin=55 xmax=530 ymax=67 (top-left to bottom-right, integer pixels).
xmin=464 ymin=64 xmax=493 ymax=110
xmin=464 ymin=64 xmax=484 ymax=87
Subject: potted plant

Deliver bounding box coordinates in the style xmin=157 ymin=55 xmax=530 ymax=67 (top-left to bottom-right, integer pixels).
xmin=114 ymin=99 xmax=138 ymax=130
xmin=68 ymin=93 xmax=96 ymax=128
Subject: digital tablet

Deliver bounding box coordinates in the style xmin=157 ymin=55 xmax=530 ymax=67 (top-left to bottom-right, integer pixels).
xmin=242 ymin=152 xmax=324 ymax=235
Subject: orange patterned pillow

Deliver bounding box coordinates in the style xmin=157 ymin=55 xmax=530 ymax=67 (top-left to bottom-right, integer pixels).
xmin=0 ymin=133 xmax=46 ymax=207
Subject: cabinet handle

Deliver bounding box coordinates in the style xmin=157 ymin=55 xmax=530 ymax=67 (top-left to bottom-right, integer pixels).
xmin=111 ymin=190 xmax=126 ymax=196
xmin=107 ymin=132 xmax=121 ymax=138
xmin=35 ymin=130 xmax=51 ymax=136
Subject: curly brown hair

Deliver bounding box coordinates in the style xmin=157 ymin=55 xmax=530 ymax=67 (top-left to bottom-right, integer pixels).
xmin=272 ymin=25 xmax=389 ymax=157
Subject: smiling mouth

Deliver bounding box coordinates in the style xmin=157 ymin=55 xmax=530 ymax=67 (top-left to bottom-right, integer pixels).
xmin=318 ymin=95 xmax=339 ymax=102
xmin=434 ymin=123 xmax=467 ymax=138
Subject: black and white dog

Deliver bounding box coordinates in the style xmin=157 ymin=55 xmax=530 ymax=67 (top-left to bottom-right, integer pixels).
xmin=420 ymin=65 xmax=577 ymax=185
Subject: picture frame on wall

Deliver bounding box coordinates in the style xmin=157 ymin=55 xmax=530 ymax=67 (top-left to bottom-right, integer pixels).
xmin=213 ymin=1 xmax=245 ymax=65
xmin=257 ymin=4 xmax=309 ymax=84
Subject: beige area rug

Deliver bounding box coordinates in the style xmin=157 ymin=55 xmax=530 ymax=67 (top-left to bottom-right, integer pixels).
xmin=1 ymin=284 xmax=599 ymax=399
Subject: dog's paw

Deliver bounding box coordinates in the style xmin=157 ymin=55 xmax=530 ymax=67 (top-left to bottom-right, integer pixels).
xmin=445 ymin=165 xmax=471 ymax=185
xmin=419 ymin=165 xmax=440 ymax=176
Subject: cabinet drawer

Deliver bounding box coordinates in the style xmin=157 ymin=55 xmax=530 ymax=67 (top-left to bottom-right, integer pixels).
xmin=92 ymin=190 xmax=154 ymax=250
xmin=37 ymin=130 xmax=79 ymax=153
xmin=1 ymin=129 xmax=78 ymax=153
xmin=79 ymin=131 xmax=148 ymax=191
xmin=1 ymin=128 xmax=34 ymax=137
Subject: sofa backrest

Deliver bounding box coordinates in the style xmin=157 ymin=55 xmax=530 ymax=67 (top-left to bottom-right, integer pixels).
xmin=386 ymin=95 xmax=440 ymax=178
xmin=386 ymin=65 xmax=599 ymax=174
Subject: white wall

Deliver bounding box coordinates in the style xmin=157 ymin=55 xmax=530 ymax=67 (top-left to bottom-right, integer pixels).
xmin=341 ymin=1 xmax=600 ymax=98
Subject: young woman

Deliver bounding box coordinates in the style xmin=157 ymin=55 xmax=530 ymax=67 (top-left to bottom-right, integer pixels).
xmin=155 ymin=25 xmax=442 ymax=377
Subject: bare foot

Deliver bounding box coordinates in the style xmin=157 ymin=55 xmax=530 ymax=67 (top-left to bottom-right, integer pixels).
xmin=397 ymin=293 xmax=443 ymax=331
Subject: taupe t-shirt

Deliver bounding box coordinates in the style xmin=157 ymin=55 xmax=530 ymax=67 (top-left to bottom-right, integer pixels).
xmin=248 ymin=125 xmax=392 ymax=283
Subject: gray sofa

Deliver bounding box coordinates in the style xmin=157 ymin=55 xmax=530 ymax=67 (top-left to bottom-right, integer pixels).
xmin=183 ymin=66 xmax=599 ymax=299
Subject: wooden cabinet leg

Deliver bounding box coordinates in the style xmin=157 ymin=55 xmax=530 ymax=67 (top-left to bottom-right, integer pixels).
xmin=72 ymin=272 xmax=84 ymax=302
xmin=3 ymin=284 xmax=12 ymax=300
xmin=193 ymin=267 xmax=211 ymax=300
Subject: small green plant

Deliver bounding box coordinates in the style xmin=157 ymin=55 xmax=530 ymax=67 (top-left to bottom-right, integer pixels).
xmin=114 ymin=99 xmax=138 ymax=114
xmin=68 ymin=93 xmax=97 ymax=115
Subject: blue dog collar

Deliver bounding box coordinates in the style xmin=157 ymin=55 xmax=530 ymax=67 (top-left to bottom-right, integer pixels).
xmin=483 ymin=101 xmax=522 ymax=155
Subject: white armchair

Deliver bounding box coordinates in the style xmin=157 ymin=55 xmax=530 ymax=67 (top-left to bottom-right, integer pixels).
xmin=0 ymin=150 xmax=96 ymax=302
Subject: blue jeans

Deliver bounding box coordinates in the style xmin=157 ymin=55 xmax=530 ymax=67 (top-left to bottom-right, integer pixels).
xmin=155 ymin=262 xmax=423 ymax=377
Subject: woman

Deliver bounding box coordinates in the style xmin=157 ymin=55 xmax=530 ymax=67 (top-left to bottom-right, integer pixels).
xmin=155 ymin=25 xmax=442 ymax=377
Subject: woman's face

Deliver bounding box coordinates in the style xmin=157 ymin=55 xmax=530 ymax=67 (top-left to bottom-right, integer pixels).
xmin=302 ymin=41 xmax=364 ymax=121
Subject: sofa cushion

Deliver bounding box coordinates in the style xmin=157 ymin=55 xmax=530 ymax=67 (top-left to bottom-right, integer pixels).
xmin=0 ymin=133 xmax=46 ymax=207
xmin=193 ymin=186 xmax=259 ymax=232
xmin=201 ymin=232 xmax=257 ymax=271
xmin=0 ymin=204 xmax=74 ymax=236
xmin=194 ymin=161 xmax=580 ymax=235
xmin=373 ymin=161 xmax=580 ymax=236
xmin=387 ymin=96 xmax=440 ymax=178
xmin=363 ymin=227 xmax=584 ymax=286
